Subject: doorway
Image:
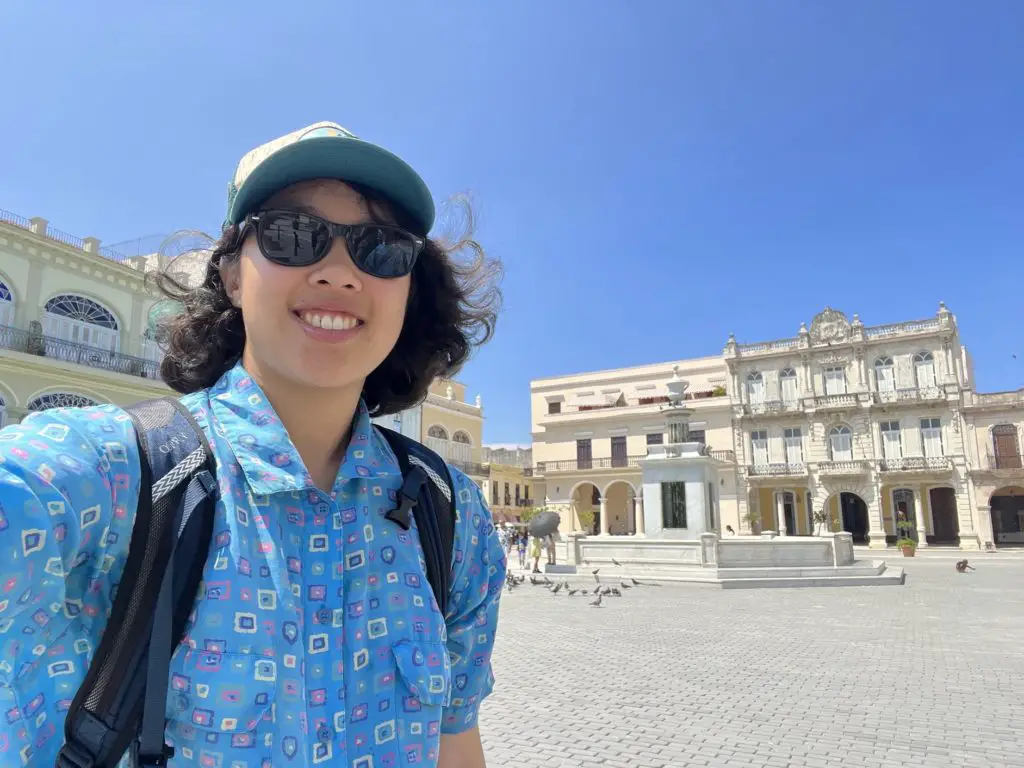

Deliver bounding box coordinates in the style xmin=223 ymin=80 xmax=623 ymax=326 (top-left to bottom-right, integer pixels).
xmin=840 ymin=492 xmax=869 ymax=544
xmin=928 ymin=487 xmax=960 ymax=545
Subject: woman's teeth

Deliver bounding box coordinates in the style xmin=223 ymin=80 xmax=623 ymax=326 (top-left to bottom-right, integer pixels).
xmin=299 ymin=311 xmax=361 ymax=330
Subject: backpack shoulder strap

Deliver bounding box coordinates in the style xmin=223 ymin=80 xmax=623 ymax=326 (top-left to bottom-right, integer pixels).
xmin=58 ymin=397 xmax=217 ymax=768
xmin=376 ymin=426 xmax=456 ymax=617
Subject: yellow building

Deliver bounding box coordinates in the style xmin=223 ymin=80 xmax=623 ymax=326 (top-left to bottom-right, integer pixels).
xmin=482 ymin=462 xmax=535 ymax=524
xmin=0 ymin=209 xmax=171 ymax=425
xmin=530 ymin=304 xmax=1024 ymax=551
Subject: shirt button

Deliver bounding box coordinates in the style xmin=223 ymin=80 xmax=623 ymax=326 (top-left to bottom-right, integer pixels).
xmin=317 ymin=725 xmax=332 ymax=743
xmin=317 ymin=606 xmax=332 ymax=623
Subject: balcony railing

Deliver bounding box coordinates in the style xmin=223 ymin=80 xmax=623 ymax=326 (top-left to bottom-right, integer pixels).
xmin=710 ymin=449 xmax=735 ymax=463
xmin=449 ymin=460 xmax=487 ymax=477
xmin=981 ymin=453 xmax=1024 ymax=472
xmin=0 ymin=324 xmax=161 ymax=380
xmin=748 ymin=462 xmax=807 ymax=477
xmin=818 ymin=459 xmax=871 ymax=475
xmin=812 ymin=393 xmax=859 ymax=410
xmin=0 ymin=207 xmax=133 ymax=266
xmin=548 ymin=390 xmax=728 ymax=416
xmin=873 ymin=387 xmax=944 ymax=404
xmin=744 ymin=399 xmax=803 ymax=415
xmin=535 ymin=455 xmax=645 ymax=473
xmin=878 ymin=456 xmax=951 ymax=473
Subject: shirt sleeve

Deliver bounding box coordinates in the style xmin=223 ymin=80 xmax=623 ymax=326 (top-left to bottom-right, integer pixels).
xmin=441 ymin=467 xmax=507 ymax=734
xmin=0 ymin=405 xmax=140 ymax=638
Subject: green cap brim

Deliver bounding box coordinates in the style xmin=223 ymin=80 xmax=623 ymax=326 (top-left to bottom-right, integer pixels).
xmin=225 ymin=136 xmax=435 ymax=235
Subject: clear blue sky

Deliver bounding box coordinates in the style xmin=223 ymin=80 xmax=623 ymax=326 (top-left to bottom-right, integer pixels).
xmin=2 ymin=1 xmax=1022 ymax=444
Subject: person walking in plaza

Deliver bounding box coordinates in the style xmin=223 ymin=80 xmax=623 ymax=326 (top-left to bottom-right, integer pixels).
xmin=531 ymin=535 xmax=544 ymax=573
xmin=517 ymin=531 xmax=528 ymax=569
xmin=0 ymin=122 xmax=505 ymax=768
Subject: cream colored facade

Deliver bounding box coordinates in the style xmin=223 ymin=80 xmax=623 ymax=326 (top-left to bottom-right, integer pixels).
xmin=374 ymin=379 xmax=488 ymax=488
xmin=530 ymin=355 xmax=737 ymax=536
xmin=531 ymin=304 xmax=1023 ymax=550
xmin=0 ymin=211 xmax=171 ymax=426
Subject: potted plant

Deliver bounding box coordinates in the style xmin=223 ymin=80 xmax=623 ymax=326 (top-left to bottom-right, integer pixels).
xmin=812 ymin=508 xmax=833 ymax=536
xmin=743 ymin=508 xmax=762 ymax=535
xmin=895 ymin=516 xmax=917 ymax=557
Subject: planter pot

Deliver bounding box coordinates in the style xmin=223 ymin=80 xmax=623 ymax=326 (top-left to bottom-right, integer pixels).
xmin=901 ymin=545 xmax=916 ymax=557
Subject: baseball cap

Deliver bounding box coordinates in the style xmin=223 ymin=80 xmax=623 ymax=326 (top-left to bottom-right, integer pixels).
xmin=224 ymin=121 xmax=435 ymax=235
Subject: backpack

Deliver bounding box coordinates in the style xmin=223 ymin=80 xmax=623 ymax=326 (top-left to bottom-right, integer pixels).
xmin=55 ymin=397 xmax=456 ymax=768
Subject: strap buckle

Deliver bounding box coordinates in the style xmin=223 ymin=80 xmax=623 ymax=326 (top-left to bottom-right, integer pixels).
xmin=55 ymin=742 xmax=96 ymax=768
xmin=136 ymin=743 xmax=175 ymax=768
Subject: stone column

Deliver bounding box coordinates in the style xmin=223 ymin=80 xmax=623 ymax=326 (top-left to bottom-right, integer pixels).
xmin=635 ymin=492 xmax=645 ymax=536
xmin=775 ymin=491 xmax=787 ymax=536
xmin=912 ymin=488 xmax=928 ymax=547
xmin=599 ymin=497 xmax=610 ymax=536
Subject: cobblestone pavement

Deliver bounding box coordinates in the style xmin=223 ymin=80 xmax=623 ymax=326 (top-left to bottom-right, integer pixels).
xmin=478 ymin=558 xmax=1024 ymax=768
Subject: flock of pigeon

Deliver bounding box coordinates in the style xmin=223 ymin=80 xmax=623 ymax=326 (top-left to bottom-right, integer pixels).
xmin=504 ymin=560 xmax=660 ymax=607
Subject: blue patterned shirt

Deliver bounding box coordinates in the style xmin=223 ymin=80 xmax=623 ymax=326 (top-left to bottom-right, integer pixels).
xmin=0 ymin=363 xmax=505 ymax=767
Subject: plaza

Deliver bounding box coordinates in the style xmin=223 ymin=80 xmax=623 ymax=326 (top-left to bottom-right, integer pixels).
xmin=480 ymin=555 xmax=1024 ymax=768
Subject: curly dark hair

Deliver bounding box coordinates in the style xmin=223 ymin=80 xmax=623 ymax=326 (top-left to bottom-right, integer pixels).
xmin=153 ymin=184 xmax=502 ymax=416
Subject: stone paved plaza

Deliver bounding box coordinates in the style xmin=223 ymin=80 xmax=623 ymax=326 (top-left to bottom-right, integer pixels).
xmin=478 ymin=556 xmax=1024 ymax=768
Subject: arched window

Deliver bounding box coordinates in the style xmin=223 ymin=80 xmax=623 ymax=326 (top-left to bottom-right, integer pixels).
xmin=779 ymin=368 xmax=798 ymax=405
xmin=28 ymin=392 xmax=98 ymax=411
xmin=913 ymin=351 xmax=936 ymax=389
xmin=43 ymin=294 xmax=120 ymax=352
xmin=0 ymin=278 xmax=14 ymax=327
xmin=874 ymin=356 xmax=895 ymax=393
xmin=828 ymin=425 xmax=853 ymax=462
xmin=745 ymin=372 xmax=764 ymax=404
xmin=427 ymin=425 xmax=449 ymax=440
xmin=450 ymin=430 xmax=472 ymax=464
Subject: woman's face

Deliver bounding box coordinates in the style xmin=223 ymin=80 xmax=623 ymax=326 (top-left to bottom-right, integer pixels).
xmin=221 ymin=179 xmax=411 ymax=394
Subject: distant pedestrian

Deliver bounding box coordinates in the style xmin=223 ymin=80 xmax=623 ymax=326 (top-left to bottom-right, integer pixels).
xmin=517 ymin=532 xmax=528 ymax=569
xmin=531 ymin=536 xmax=543 ymax=573
xmin=545 ymin=534 xmax=557 ymax=565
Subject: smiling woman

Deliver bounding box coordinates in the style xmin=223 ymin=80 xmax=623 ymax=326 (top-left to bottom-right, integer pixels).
xmin=0 ymin=120 xmax=507 ymax=768
xmin=156 ymin=180 xmax=500 ymax=417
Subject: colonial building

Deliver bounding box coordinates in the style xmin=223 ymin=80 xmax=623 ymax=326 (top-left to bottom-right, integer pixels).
xmin=529 ymin=355 xmax=737 ymax=537
xmin=372 ymin=379 xmax=488 ymax=491
xmin=530 ymin=304 xmax=1023 ymax=550
xmin=0 ymin=209 xmax=171 ymax=425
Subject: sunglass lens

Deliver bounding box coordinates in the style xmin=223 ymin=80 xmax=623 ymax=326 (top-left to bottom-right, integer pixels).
xmin=348 ymin=226 xmax=419 ymax=278
xmin=258 ymin=212 xmax=331 ymax=266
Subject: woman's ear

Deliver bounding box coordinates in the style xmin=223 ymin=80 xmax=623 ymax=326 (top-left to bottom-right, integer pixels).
xmin=219 ymin=261 xmax=242 ymax=308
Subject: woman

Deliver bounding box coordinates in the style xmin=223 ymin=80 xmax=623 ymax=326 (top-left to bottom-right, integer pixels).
xmin=517 ymin=531 xmax=528 ymax=569
xmin=0 ymin=122 xmax=504 ymax=768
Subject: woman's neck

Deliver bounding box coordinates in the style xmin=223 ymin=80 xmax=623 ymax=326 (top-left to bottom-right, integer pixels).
xmin=242 ymin=357 xmax=363 ymax=492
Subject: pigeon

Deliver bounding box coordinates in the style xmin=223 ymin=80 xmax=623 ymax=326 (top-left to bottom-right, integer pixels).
xmin=589 ymin=594 xmax=603 ymax=607
xmin=631 ymin=577 xmax=641 ymax=586
xmin=568 ymin=588 xmax=579 ymax=596
xmin=592 ymin=569 xmax=601 ymax=583
xmin=611 ymin=558 xmax=622 ymax=566
xmin=552 ymin=583 xmax=563 ymax=594
xmin=620 ymin=582 xmax=632 ymax=589
xmin=529 ymin=576 xmax=541 ymax=586
xmin=955 ymin=559 xmax=975 ymax=573
xmin=611 ymin=588 xmax=622 ymax=597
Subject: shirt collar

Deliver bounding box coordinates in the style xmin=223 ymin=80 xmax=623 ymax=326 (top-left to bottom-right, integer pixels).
xmin=206 ymin=361 xmax=399 ymax=496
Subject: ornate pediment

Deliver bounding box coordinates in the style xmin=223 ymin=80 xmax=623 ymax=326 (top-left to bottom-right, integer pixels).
xmin=809 ymin=307 xmax=851 ymax=345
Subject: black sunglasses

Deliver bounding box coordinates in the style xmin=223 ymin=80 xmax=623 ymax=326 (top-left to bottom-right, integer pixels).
xmin=243 ymin=209 xmax=425 ymax=278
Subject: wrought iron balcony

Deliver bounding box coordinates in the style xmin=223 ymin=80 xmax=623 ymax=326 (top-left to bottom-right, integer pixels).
xmin=0 ymin=323 xmax=161 ymax=380
xmin=878 ymin=456 xmax=951 ymax=473
xmin=534 ymin=455 xmax=645 ymax=473
xmin=747 ymin=462 xmax=807 ymax=477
